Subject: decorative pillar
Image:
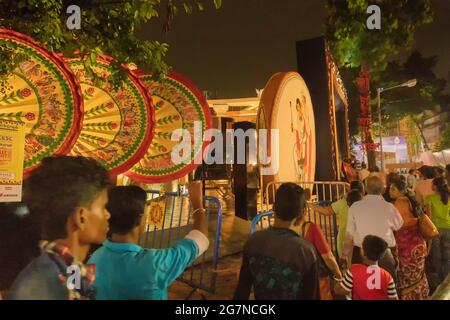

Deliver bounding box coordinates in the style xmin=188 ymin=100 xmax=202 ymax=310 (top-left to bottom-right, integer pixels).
xmin=356 ymin=68 xmax=378 ymax=169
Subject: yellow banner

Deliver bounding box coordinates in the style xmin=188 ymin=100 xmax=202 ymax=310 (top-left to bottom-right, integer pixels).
xmin=0 ymin=119 xmax=25 ymax=202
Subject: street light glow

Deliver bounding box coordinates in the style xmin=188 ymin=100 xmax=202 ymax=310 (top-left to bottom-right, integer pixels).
xmin=402 ymin=79 xmax=417 ymax=88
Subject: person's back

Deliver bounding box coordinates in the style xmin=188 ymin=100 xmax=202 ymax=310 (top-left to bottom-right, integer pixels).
xmin=9 ymin=249 xmax=74 ymax=300
xmin=425 ymin=177 xmax=450 ymax=285
xmin=234 ymin=183 xmax=320 ymax=300
xmin=89 ymin=184 xmax=209 ymax=300
xmin=237 ymin=228 xmax=319 ymax=300
xmin=415 ymin=179 xmax=434 ymax=207
xmin=415 ymin=166 xmax=437 ymax=207
xmin=89 ymin=239 xmax=201 ymax=300
xmin=348 ymin=195 xmax=402 ymax=244
xmin=342 ymin=176 xmax=403 ymax=281
xmin=425 ymin=193 xmax=450 ymax=228
xmin=337 ymin=235 xmax=398 ymax=300
xmin=344 ymin=264 xmax=396 ymax=300
xmin=300 ymin=220 xmax=343 ymax=300
xmin=389 ymin=179 xmax=429 ymax=300
xmin=425 ymin=178 xmax=450 ymax=230
xmin=308 ymin=181 xmax=364 ymax=259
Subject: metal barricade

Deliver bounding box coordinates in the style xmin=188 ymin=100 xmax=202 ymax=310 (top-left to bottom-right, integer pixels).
xmin=263 ymin=181 xmax=348 ymax=211
xmin=250 ymin=211 xmax=274 ymax=234
xmin=250 ymin=207 xmax=338 ymax=256
xmin=306 ymin=201 xmax=339 ymax=257
xmin=139 ymin=190 xmax=222 ymax=299
xmin=255 ymin=181 xmax=347 ymax=257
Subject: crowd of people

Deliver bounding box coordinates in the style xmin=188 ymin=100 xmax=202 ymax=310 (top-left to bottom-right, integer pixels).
xmin=235 ymin=164 xmax=449 ymax=300
xmin=0 ymin=156 xmax=449 ymax=300
xmin=0 ymin=156 xmax=209 ymax=300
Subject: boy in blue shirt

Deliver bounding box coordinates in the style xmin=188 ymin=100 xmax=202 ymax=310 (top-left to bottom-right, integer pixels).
xmin=88 ymin=182 xmax=209 ymax=299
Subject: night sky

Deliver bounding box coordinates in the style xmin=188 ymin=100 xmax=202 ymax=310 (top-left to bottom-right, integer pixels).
xmin=140 ymin=0 xmax=450 ymax=99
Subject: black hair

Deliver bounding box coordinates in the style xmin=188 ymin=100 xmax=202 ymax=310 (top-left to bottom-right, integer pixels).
xmin=409 ymin=169 xmax=415 ymax=175
xmin=372 ymin=166 xmax=380 ymax=173
xmin=386 ymin=172 xmax=399 ymax=186
xmin=23 ymin=156 xmax=112 ymax=241
xmin=419 ymin=165 xmax=436 ymax=179
xmin=361 ymin=163 xmax=367 ymax=169
xmin=274 ymin=183 xmax=306 ymax=221
xmin=107 ymin=186 xmax=148 ymax=235
xmin=433 ymin=177 xmax=449 ymax=205
xmin=435 ymin=166 xmax=445 ymax=177
xmin=346 ymin=190 xmax=362 ymax=207
xmin=350 ymin=180 xmax=364 ymax=194
xmin=390 ymin=179 xmax=422 ymax=217
xmin=362 ymin=235 xmax=388 ymax=261
xmin=446 ymin=164 xmax=450 ymax=174
xmin=0 ymin=203 xmax=40 ymax=291
xmin=383 ymin=173 xmax=400 ymax=203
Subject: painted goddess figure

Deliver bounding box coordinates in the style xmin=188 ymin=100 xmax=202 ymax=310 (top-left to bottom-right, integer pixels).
xmin=293 ymin=96 xmax=311 ymax=182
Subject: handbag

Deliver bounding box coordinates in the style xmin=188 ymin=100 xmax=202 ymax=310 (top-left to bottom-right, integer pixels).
xmin=301 ymin=221 xmax=333 ymax=277
xmin=418 ymin=213 xmax=439 ymax=241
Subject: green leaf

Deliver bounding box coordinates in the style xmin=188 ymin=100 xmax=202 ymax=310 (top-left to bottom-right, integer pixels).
xmin=0 ymin=0 xmax=222 ymax=87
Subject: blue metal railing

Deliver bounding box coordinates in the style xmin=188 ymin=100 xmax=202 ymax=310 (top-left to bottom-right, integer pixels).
xmin=140 ymin=190 xmax=222 ymax=297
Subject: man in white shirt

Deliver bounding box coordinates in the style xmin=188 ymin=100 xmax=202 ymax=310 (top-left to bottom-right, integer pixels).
xmin=341 ymin=176 xmax=404 ymax=281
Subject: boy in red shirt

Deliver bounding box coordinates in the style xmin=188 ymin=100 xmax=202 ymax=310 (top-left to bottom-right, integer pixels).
xmin=335 ymin=235 xmax=399 ymax=300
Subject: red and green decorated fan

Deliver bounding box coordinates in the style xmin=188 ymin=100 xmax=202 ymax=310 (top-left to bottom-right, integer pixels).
xmin=67 ymin=57 xmax=154 ymax=176
xmin=125 ymin=71 xmax=212 ymax=183
xmin=0 ymin=29 xmax=83 ymax=178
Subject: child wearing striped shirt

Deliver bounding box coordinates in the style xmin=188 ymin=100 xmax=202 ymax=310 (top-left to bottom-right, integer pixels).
xmin=335 ymin=235 xmax=399 ymax=300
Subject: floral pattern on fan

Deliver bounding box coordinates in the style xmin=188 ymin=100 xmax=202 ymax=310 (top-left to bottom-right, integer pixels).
xmin=0 ymin=29 xmax=82 ymax=177
xmin=68 ymin=58 xmax=153 ymax=176
xmin=125 ymin=72 xmax=212 ymax=183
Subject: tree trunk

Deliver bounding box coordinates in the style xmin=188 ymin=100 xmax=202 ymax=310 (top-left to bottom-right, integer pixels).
xmin=367 ymin=150 xmax=376 ymax=169
xmin=356 ymin=67 xmax=376 ymax=170
xmin=412 ymin=119 xmax=429 ymax=151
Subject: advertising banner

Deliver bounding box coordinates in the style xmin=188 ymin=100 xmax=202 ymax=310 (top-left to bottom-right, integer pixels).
xmin=0 ymin=119 xmax=26 ymax=202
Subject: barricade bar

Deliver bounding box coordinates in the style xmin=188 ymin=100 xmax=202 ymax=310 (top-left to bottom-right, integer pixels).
xmin=140 ymin=190 xmax=222 ymax=297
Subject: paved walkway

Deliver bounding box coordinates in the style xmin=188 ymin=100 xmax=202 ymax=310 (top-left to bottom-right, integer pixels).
xmin=163 ymin=189 xmax=253 ymax=300
xmin=169 ymin=253 xmax=243 ymax=300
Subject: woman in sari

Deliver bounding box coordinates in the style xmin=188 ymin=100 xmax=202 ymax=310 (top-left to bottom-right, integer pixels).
xmin=389 ymin=179 xmax=429 ymax=300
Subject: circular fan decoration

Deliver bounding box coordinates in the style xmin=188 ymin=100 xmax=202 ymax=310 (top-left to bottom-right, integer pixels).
xmin=0 ymin=29 xmax=83 ymax=177
xmin=125 ymin=71 xmax=212 ymax=183
xmin=257 ymin=72 xmax=316 ymax=185
xmin=67 ymin=57 xmax=154 ymax=176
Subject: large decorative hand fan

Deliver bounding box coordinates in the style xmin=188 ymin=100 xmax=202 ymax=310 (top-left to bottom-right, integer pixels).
xmin=67 ymin=57 xmax=154 ymax=176
xmin=0 ymin=29 xmax=83 ymax=178
xmin=125 ymin=71 xmax=212 ymax=183
xmin=257 ymin=72 xmax=316 ymax=185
